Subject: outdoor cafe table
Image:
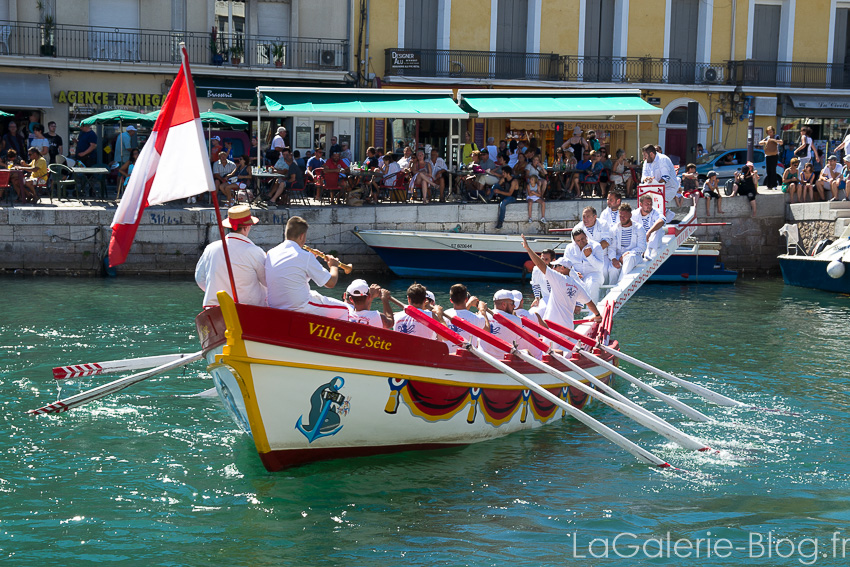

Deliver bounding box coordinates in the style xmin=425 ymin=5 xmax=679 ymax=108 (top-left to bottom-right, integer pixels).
xmin=70 ymin=167 xmax=109 ymax=199
xmin=252 ymin=168 xmax=285 ymax=197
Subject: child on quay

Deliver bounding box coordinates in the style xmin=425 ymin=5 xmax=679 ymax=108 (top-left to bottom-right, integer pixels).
xmin=702 ymin=170 xmax=724 ymax=216
xmin=526 ymin=174 xmax=547 ymax=224
xmin=679 ymin=163 xmax=699 ymax=207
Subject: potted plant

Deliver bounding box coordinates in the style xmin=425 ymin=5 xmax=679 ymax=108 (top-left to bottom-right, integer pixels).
xmin=271 ymin=43 xmax=284 ymax=68
xmin=230 ymin=41 xmax=243 ymax=65
xmin=38 ymin=1 xmax=55 ymax=57
xmin=210 ymin=27 xmax=223 ymax=66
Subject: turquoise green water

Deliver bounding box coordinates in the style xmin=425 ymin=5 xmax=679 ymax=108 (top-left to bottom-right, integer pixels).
xmin=2 ymin=276 xmax=849 ymax=566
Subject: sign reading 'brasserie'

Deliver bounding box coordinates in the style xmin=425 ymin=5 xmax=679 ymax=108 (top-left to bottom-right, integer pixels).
xmin=390 ymin=50 xmax=420 ymax=70
xmin=57 ymin=90 xmax=165 ymax=107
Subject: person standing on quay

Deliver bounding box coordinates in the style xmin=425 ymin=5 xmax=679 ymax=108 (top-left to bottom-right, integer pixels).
xmin=758 ymin=126 xmax=783 ymax=191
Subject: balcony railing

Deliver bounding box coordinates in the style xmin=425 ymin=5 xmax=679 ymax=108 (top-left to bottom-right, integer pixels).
xmin=562 ymin=56 xmax=726 ymax=86
xmin=728 ymin=60 xmax=850 ymax=89
xmin=0 ymin=20 xmax=348 ymax=71
xmin=384 ymin=48 xmax=561 ymax=81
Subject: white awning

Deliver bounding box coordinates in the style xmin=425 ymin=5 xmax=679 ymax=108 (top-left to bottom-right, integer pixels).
xmin=0 ymin=73 xmax=53 ymax=109
xmin=789 ymin=95 xmax=850 ymax=111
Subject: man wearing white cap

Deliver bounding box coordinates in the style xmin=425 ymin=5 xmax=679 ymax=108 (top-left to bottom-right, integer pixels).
xmin=425 ymin=290 xmax=437 ymax=308
xmin=481 ymin=290 xmax=543 ymax=359
xmin=195 ymin=205 xmax=267 ymax=309
xmin=346 ymin=279 xmax=393 ymax=329
xmin=511 ymin=290 xmax=532 ymax=321
xmin=522 ymin=235 xmax=602 ymax=330
xmin=266 ymin=216 xmax=350 ymax=320
xmin=564 ymin=226 xmax=605 ymax=303
xmin=441 ymin=283 xmax=487 ymax=353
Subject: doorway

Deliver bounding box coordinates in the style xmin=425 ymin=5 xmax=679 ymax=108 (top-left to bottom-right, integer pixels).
xmin=314 ymin=121 xmax=334 ymax=153
xmin=664 ymin=129 xmax=686 ymax=166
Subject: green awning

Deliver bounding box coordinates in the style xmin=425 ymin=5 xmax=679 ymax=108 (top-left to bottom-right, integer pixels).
xmin=457 ymin=89 xmax=662 ymax=119
xmin=261 ymin=88 xmax=468 ymax=119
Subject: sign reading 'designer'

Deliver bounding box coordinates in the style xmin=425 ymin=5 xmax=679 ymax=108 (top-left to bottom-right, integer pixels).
xmin=390 ymin=50 xmax=420 ymax=70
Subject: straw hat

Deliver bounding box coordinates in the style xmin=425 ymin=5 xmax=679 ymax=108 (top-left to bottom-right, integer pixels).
xmin=221 ymin=204 xmax=259 ymax=229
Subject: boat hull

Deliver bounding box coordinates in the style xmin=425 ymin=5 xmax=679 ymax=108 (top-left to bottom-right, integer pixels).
xmin=779 ymin=255 xmax=850 ymax=293
xmin=196 ymin=298 xmax=616 ymax=471
xmin=355 ymin=230 xmax=735 ymax=283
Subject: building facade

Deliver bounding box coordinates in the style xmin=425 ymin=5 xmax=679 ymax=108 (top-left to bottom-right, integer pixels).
xmin=0 ymin=0 xmax=355 ymax=163
xmin=360 ymin=0 xmax=850 ymax=165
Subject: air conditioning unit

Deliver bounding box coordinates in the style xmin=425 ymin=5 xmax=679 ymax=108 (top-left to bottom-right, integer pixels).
xmin=319 ymin=49 xmax=344 ymax=68
xmin=703 ymin=66 xmax=723 ymax=84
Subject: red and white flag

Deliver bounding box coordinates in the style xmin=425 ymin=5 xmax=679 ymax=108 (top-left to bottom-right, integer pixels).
xmin=108 ymin=46 xmax=213 ymax=267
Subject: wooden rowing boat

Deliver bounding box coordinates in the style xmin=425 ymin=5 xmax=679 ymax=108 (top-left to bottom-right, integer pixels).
xmin=195 ymin=207 xmax=699 ymax=471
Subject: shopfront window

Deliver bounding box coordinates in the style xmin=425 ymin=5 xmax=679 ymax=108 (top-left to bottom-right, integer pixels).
xmin=389 ymin=118 xmax=417 ymax=153
xmin=780 ymin=117 xmax=850 ymax=162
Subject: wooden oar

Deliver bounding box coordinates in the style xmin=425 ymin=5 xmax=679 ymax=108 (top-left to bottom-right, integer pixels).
xmin=467 ymin=313 xmax=713 ymax=453
xmin=541 ymin=318 xmax=746 ymax=409
xmin=516 ymin=316 xmax=712 ymax=422
xmin=303 ymin=245 xmax=354 ymax=274
xmin=401 ymin=306 xmax=673 ymax=468
xmin=29 ymin=351 xmax=204 ymax=416
xmin=53 ymin=352 xmax=201 ymax=380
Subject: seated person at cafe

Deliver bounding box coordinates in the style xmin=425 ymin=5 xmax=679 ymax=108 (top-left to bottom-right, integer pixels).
xmin=12 ymin=147 xmax=48 ymax=203
xmin=322 ymin=149 xmax=350 ymax=204
xmin=567 ymin=151 xmax=593 ymax=197
xmin=428 ymin=148 xmax=449 ymax=202
xmin=268 ymin=148 xmax=304 ymax=206
xmin=212 ymin=150 xmax=239 ymax=204
xmin=377 ymin=153 xmax=403 ymax=204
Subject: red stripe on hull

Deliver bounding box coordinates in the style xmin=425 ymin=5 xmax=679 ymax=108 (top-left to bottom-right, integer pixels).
xmin=259 ymin=442 xmax=468 ymax=471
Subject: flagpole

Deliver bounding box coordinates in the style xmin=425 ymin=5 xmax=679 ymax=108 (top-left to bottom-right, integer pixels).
xmin=180 ymin=43 xmax=240 ymax=304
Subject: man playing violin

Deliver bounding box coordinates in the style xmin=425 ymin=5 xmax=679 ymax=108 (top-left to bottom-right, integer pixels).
xmin=265 ymin=216 xmax=351 ymax=320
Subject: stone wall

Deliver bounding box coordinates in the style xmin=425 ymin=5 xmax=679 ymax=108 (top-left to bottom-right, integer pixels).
xmin=0 ymin=192 xmax=791 ymax=276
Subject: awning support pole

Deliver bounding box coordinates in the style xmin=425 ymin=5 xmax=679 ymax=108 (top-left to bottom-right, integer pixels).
xmin=256 ymin=87 xmax=262 ymax=167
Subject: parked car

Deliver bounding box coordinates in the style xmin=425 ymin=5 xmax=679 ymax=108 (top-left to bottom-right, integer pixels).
xmin=693 ymin=148 xmax=784 ymax=182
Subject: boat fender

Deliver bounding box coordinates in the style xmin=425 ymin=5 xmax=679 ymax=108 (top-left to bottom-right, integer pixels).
xmin=812 ymin=239 xmax=832 ymax=256
xmin=827 ymin=259 xmax=845 ymax=279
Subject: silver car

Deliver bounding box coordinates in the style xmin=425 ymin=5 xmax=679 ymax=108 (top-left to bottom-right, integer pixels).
xmin=694 ymin=149 xmax=784 ymax=182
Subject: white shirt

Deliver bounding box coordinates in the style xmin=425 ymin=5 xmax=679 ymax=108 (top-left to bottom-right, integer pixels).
xmin=383 ymin=161 xmax=401 ymax=184
xmin=543 ymin=269 xmax=592 ymax=331
xmin=397 ymin=155 xmax=412 ymax=170
xmin=212 ymin=159 xmax=236 ymax=178
xmin=429 ymin=157 xmax=447 ymax=176
xmin=195 ymin=233 xmax=267 ymax=308
xmin=564 ymin=238 xmax=605 ymax=277
xmin=531 ymin=266 xmax=551 ymax=301
xmin=633 ymin=208 xmax=665 ymax=236
xmin=265 ymin=240 xmax=332 ymax=310
xmin=822 ymin=163 xmax=842 ymax=180
xmin=577 ymin=220 xmax=611 ymax=250
xmin=393 ymin=308 xmax=437 ymax=339
xmin=350 ymin=309 xmax=383 ymax=328
xmin=271 ymin=134 xmax=286 ymax=151
xmin=599 ymin=206 xmax=621 ymax=234
xmin=801 ymin=135 xmax=813 ymax=159
xmin=642 ymin=153 xmax=678 ymax=196
xmin=486 ymin=144 xmax=499 ymax=159
xmin=445 ymin=308 xmax=486 ymax=351
xmin=612 ymin=223 xmax=647 ymax=259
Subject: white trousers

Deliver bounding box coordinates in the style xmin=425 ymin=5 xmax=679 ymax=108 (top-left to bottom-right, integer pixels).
xmin=299 ymin=290 xmax=351 ymax=320
xmin=607 ymin=252 xmax=641 ymax=285
xmin=644 ymin=230 xmax=664 ymax=260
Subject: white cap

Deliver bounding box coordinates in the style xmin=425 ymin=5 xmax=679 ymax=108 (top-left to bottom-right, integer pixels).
xmin=565 ymin=146 xmax=574 ymax=153
xmin=210 ymin=135 xmax=221 ymax=142
xmin=494 ymin=289 xmax=514 ymax=301
xmin=346 ymin=279 xmax=370 ymax=297
xmin=511 ymin=290 xmax=523 ymax=308
xmin=426 ymin=290 xmax=436 ymax=303
xmin=126 ymin=125 xmax=136 ymax=131
xmin=551 ymin=257 xmax=572 ymax=268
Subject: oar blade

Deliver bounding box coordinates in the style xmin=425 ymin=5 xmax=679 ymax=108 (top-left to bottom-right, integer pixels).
xmin=52 ymin=352 xmax=198 ymax=380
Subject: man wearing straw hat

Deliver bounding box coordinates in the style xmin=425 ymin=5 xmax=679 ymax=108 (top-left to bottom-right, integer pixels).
xmin=195 ymin=204 xmax=267 ymax=309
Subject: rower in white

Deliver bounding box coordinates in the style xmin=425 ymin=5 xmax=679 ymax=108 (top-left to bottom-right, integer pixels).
xmin=522 ymin=235 xmax=602 ymax=330
xmin=529 ymin=248 xmax=555 ymax=316
xmin=564 ymin=226 xmax=606 ymax=303
xmin=346 ymin=279 xmax=394 ymax=329
xmin=393 ymin=283 xmax=439 ymax=339
xmin=439 ymin=283 xmax=488 ymax=353
xmin=482 ymin=290 xmax=544 ymax=359
xmin=633 ymin=194 xmax=666 ymax=261
xmin=608 ymin=203 xmax=647 ymax=285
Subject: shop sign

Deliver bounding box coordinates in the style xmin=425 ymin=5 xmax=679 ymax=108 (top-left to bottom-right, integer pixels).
xmin=510 ymin=120 xmax=652 ymax=131
xmin=197 ymin=87 xmax=255 ymax=101
xmin=646 ymin=97 xmax=661 ymax=106
xmin=56 ymin=90 xmax=165 ymax=107
xmin=389 ymin=50 xmax=420 ymax=70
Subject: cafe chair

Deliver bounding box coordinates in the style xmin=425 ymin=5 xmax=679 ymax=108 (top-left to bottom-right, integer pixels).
xmin=0 ymin=170 xmax=13 ymax=206
xmin=48 ymin=163 xmax=77 ymax=201
xmin=378 ymin=173 xmax=407 ymax=203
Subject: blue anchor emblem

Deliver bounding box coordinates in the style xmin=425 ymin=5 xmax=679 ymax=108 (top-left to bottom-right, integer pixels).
xmin=296 ymin=377 xmax=346 ymax=443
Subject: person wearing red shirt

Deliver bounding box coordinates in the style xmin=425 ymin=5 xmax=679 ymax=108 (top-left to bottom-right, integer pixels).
xmin=322 ymin=149 xmax=349 ymax=204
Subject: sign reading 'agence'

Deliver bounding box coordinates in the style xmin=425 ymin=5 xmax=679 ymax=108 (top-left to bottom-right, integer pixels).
xmin=390 ymin=50 xmax=420 ymax=70
xmin=57 ymin=90 xmax=165 ymax=107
